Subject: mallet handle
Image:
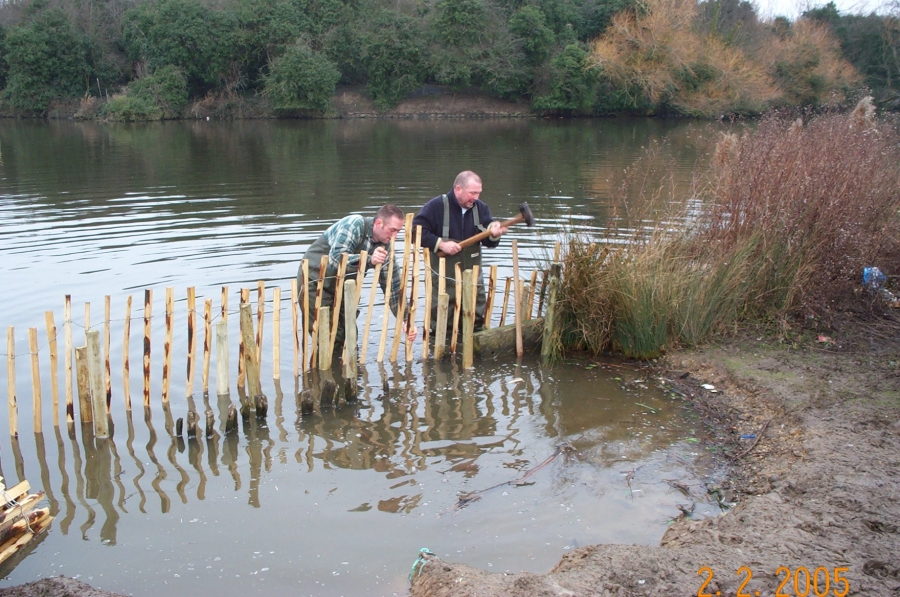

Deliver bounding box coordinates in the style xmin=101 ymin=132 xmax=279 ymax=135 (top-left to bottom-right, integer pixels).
xmin=437 ymin=214 xmax=524 ymax=257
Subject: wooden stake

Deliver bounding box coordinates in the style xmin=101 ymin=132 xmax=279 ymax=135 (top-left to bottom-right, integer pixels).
xmin=500 ymin=277 xmax=512 ymax=327
xmin=256 ymin=281 xmax=265 ymax=369
xmin=342 ymin=280 xmax=358 ymax=400
xmin=123 ymin=295 xmax=132 ymax=411
xmin=360 ymin=260 xmax=383 ymax=363
xmin=239 ymin=304 xmax=262 ymax=403
xmin=554 ymin=240 xmax=561 ymax=263
xmin=390 ymin=213 xmax=413 ymax=362
xmin=7 ymin=327 xmax=17 ymax=437
xmin=328 ymin=254 xmax=349 ymax=357
xmin=484 ymin=265 xmax=498 ymax=330
xmin=291 ymin=277 xmax=300 ymax=377
xmin=203 ymin=298 xmax=212 ymax=393
xmin=216 ymin=320 xmax=228 ymax=395
xmin=434 ymin=294 xmax=449 ymax=360
xmin=422 ymin=247 xmax=432 ymax=360
xmin=512 ymin=240 xmax=523 ymax=357
xmin=519 ymin=279 xmax=526 ymax=321
xmin=317 ymin=307 xmax=331 ymax=370
xmin=537 ymin=269 xmax=549 ymax=317
xmin=143 ymin=289 xmax=152 ymax=408
xmin=84 ymin=302 xmax=90 ymax=335
xmin=405 ymin=228 xmax=421 ymax=362
xmin=104 ymin=296 xmax=111 ymax=412
xmin=238 ymin=288 xmax=249 ymax=389
xmin=221 ymin=286 xmax=228 ymax=322
xmin=462 ymin=270 xmax=475 ymax=370
xmin=541 ymin=263 xmax=562 ymax=364
xmin=163 ymin=287 xmax=173 ymax=403
xmin=273 ymin=286 xmax=281 ymax=380
xmin=75 ymin=346 xmax=90 ymax=424
xmin=355 ymin=250 xmax=368 ymax=313
xmin=87 ymin=330 xmax=108 ymax=438
xmin=28 ymin=328 xmax=42 ymax=434
xmin=438 ymin=256 xmax=446 ymax=296
xmin=301 ymin=260 xmax=310 ymax=372
xmin=309 ymin=255 xmax=328 ymax=369
xmin=450 ymin=263 xmax=462 ymax=354
xmin=186 ymin=287 xmax=196 ymax=397
xmin=527 ymin=270 xmax=538 ymax=320
xmin=44 ymin=312 xmax=59 ymax=428
xmin=376 ymin=245 xmax=394 ymax=363
xmin=64 ymin=295 xmax=73 ymax=425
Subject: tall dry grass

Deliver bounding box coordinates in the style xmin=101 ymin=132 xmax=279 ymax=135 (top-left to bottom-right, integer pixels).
xmin=555 ymin=102 xmax=900 ymax=359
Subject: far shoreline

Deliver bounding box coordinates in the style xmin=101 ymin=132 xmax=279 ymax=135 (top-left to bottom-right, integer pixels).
xmin=3 ymin=85 xmax=693 ymax=122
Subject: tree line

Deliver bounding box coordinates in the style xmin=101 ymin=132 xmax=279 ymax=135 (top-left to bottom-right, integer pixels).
xmin=0 ymin=0 xmax=896 ymax=119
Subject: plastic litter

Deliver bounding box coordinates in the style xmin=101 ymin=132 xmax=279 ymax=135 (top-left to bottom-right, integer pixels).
xmin=863 ymin=267 xmax=899 ymax=306
xmin=863 ymin=266 xmax=886 ymax=290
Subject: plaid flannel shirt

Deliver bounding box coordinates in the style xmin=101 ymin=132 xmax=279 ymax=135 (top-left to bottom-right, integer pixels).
xmin=322 ymin=215 xmax=402 ymax=316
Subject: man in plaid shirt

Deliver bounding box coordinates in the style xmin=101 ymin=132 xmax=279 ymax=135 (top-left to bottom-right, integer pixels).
xmin=298 ymin=204 xmax=415 ymax=356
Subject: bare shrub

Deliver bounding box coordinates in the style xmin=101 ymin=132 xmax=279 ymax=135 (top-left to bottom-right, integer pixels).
xmin=553 ymin=107 xmax=900 ymax=359
xmin=698 ymin=106 xmax=900 ymax=314
xmin=591 ymin=0 xmax=778 ymax=116
xmin=757 ymin=19 xmax=860 ymax=106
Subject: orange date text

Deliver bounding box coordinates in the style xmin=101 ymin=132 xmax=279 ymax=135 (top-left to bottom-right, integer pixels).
xmin=697 ymin=565 xmax=850 ymax=597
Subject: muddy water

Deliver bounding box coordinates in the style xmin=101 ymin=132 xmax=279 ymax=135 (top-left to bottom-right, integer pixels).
xmin=0 ymin=118 xmax=724 ymax=596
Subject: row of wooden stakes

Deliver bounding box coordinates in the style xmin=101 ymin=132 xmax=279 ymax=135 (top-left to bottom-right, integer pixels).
xmin=4 ymin=231 xmax=558 ymax=440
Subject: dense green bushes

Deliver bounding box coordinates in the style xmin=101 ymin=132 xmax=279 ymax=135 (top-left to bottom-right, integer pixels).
xmin=359 ymin=10 xmax=427 ymax=108
xmin=105 ymin=65 xmax=188 ymax=120
xmin=123 ymin=0 xmax=237 ymax=94
xmin=0 ymin=0 xmax=892 ymax=118
xmin=262 ymin=43 xmax=340 ymax=113
xmin=3 ymin=7 xmax=89 ymax=111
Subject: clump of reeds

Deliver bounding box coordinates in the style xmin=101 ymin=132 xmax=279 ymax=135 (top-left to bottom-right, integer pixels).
xmin=554 ymin=102 xmax=900 ymax=359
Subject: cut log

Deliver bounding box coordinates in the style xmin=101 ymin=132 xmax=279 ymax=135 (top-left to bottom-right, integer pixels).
xmin=473 ymin=318 xmax=543 ymax=359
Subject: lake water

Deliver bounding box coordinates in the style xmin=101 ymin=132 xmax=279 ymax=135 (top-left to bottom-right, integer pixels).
xmin=0 ymin=117 xmax=724 ymax=597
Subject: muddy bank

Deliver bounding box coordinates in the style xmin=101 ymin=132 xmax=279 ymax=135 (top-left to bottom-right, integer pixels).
xmin=410 ymin=331 xmax=900 ymax=596
xmin=0 ymin=577 xmax=126 ymax=597
xmin=31 ymin=85 xmax=533 ymax=121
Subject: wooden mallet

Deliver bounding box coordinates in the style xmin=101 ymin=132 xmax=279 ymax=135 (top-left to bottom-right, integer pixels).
xmin=438 ymin=202 xmax=535 ymax=257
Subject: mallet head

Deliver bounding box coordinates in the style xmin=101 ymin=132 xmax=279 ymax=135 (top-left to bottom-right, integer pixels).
xmin=519 ymin=202 xmax=535 ymax=226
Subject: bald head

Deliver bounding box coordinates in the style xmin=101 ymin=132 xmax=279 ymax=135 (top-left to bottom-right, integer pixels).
xmin=453 ymin=171 xmax=482 ymax=190
xmin=453 ymin=171 xmax=482 ymax=209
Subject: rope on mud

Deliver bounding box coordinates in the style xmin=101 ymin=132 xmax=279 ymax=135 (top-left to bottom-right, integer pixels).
xmin=730 ymin=418 xmax=772 ymax=460
xmin=409 ymin=548 xmax=435 ymax=582
xmin=445 ymin=442 xmax=576 ymax=514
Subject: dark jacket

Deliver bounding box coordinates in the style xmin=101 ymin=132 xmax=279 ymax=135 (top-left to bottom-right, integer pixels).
xmin=413 ymin=190 xmax=501 ymax=252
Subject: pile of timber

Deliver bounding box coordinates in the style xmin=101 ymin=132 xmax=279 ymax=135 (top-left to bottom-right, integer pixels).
xmin=0 ymin=477 xmax=52 ymax=566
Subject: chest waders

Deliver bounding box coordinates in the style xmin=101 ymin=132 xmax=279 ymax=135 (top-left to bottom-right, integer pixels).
xmin=428 ymin=195 xmax=489 ymax=333
xmin=297 ymin=219 xmax=371 ymax=352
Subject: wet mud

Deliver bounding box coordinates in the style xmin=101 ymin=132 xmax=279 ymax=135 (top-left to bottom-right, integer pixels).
xmin=409 ymin=334 xmax=900 ymax=596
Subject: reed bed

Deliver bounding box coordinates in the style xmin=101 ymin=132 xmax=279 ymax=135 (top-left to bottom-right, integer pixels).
xmin=555 ymin=101 xmax=900 ymax=359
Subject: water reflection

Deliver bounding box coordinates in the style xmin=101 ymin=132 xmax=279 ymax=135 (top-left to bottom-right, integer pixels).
xmin=0 ymin=118 xmax=722 ymax=595
xmin=2 ymin=357 xmax=696 ymax=543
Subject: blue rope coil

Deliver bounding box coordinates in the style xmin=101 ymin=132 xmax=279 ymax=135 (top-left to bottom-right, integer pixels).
xmin=409 ymin=547 xmax=435 ymax=582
